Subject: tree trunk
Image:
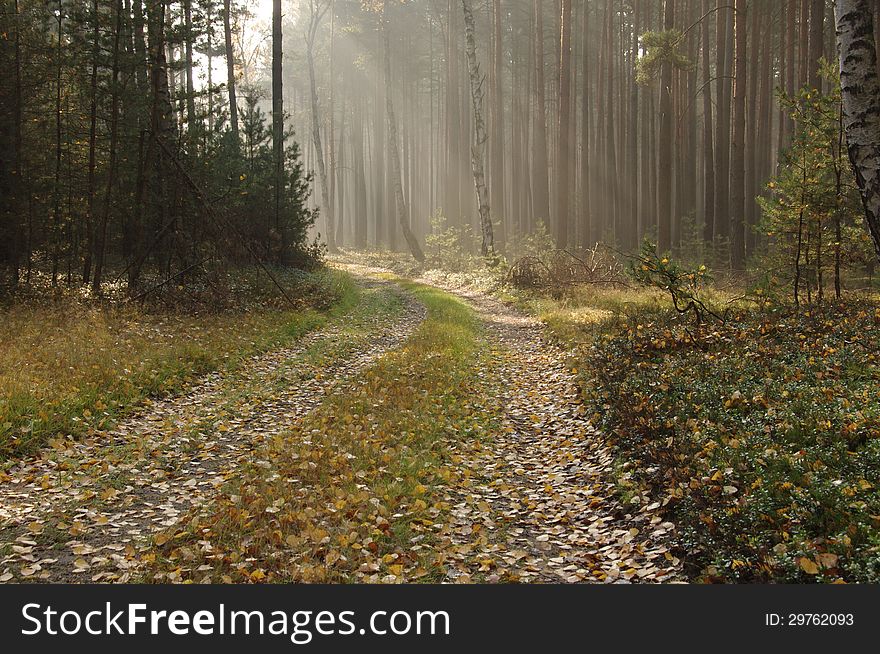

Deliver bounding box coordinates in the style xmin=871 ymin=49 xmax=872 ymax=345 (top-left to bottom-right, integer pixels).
xmin=730 ymin=0 xmax=747 ymax=269
xmin=657 ymin=0 xmax=674 ymax=253
xmin=354 ymin=96 xmax=368 ymax=248
xmin=51 ymin=6 xmax=63 ymax=286
xmin=84 ymin=0 xmax=100 ymax=284
xmin=183 ymin=0 xmax=196 ymax=135
xmin=556 ymin=0 xmax=572 ymax=248
xmin=580 ymin=0 xmax=592 ymax=244
xmin=744 ymin=1 xmax=759 ymax=257
xmin=491 ymin=0 xmax=505 ymax=244
xmin=808 ymin=0 xmax=824 ymax=90
xmin=382 ymin=4 xmax=425 ymax=262
xmin=272 ymin=0 xmax=284 ymax=255
xmin=714 ymin=0 xmax=732 ymax=241
xmin=224 ymin=0 xmax=239 ymax=143
xmin=93 ymin=0 xmax=124 ymax=293
xmin=835 ymin=0 xmax=880 ymax=262
xmin=532 ymin=0 xmax=550 ymax=226
xmin=373 ymin=23 xmax=386 ymax=247
xmin=307 ymin=2 xmax=335 ymax=252
xmin=701 ymin=0 xmax=715 ymax=244
xmin=461 ymin=0 xmax=495 ymax=257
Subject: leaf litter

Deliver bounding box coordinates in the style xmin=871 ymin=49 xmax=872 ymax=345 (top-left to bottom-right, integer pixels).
xmin=0 ymin=277 xmax=425 ymax=582
xmin=424 ymin=283 xmax=684 ymax=583
xmin=1 ymin=264 xmax=683 ymax=584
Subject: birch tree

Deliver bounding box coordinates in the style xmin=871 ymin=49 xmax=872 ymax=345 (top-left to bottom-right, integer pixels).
xmin=461 ymin=0 xmax=495 ymax=257
xmin=835 ymin=0 xmax=880 ymax=262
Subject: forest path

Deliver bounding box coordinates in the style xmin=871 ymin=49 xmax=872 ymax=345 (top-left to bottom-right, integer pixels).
xmin=438 ymin=284 xmax=683 ymax=583
xmin=0 ymin=275 xmax=425 ymax=583
xmin=337 ymin=260 xmax=682 ymax=583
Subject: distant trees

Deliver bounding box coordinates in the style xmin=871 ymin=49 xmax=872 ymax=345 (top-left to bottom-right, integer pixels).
xmin=4 ymin=0 xmax=876 ymax=284
xmin=270 ymin=0 xmax=876 ymax=275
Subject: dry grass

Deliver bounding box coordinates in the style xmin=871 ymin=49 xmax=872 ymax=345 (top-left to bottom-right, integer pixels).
xmin=0 ymin=272 xmax=355 ymax=459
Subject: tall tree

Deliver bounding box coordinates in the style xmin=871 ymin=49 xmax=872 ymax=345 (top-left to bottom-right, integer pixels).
xmin=84 ymin=0 xmax=100 ymax=284
xmin=730 ymin=0 xmax=747 ymax=269
xmin=556 ymin=0 xmax=572 ymax=247
xmin=532 ymin=0 xmax=550 ymax=226
xmin=657 ymin=0 xmax=675 ymax=252
xmin=701 ymin=0 xmax=715 ymax=244
xmin=183 ymin=0 xmax=196 ymax=134
xmin=306 ymin=0 xmax=335 ymax=251
xmin=808 ymin=0 xmax=824 ymax=90
xmin=382 ymin=2 xmax=425 ymax=262
xmin=714 ymin=0 xmax=732 ymax=242
xmin=223 ymin=0 xmax=239 ymax=142
xmin=490 ymin=0 xmax=505 ymax=242
xmin=272 ymin=0 xmax=284 ymax=246
xmin=835 ymin=0 xmax=880 ymax=262
xmin=93 ymin=0 xmax=124 ymax=292
xmin=461 ymin=0 xmax=495 ymax=257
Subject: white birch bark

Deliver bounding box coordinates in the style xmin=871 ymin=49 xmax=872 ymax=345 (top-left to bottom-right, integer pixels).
xmin=461 ymin=0 xmax=495 ymax=257
xmin=836 ymin=0 xmax=880 ymax=262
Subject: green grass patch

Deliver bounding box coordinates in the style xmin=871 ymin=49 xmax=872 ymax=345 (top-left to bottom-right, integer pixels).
xmin=143 ymin=281 xmax=503 ymax=583
xmin=0 ymin=269 xmax=355 ymax=460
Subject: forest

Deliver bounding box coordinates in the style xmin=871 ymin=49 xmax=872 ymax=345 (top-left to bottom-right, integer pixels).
xmin=1 ymin=0 xmax=880 ymax=586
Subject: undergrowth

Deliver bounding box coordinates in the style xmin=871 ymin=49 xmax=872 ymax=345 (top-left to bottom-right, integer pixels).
xmin=527 ymin=281 xmax=880 ymax=583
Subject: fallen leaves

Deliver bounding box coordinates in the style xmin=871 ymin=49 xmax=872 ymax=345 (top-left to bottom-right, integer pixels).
xmin=414 ymin=283 xmax=682 ymax=584
xmin=799 ymin=557 xmax=820 ymax=575
xmin=0 ymin=278 xmax=421 ymax=584
xmin=2 ymin=271 xmax=684 ymax=585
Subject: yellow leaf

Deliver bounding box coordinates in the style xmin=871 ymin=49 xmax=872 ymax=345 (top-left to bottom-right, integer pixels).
xmin=799 ymin=557 xmax=819 ymax=575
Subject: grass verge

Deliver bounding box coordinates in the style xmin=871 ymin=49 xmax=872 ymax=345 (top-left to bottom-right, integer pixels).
xmin=0 ymin=269 xmax=355 ymax=460
xmin=143 ymin=281 xmax=502 ymax=583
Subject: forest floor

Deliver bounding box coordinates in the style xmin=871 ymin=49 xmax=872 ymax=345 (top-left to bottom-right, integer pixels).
xmin=329 ymin=252 xmax=880 ymax=583
xmin=6 ymin=255 xmax=877 ymax=584
xmin=0 ymin=262 xmax=681 ymax=583
xmin=0 ymin=275 xmax=424 ymax=581
xmin=335 ymin=262 xmax=682 ymax=583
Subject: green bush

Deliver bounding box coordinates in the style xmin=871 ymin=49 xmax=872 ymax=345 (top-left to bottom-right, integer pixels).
xmin=425 ymin=211 xmax=480 ymax=272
